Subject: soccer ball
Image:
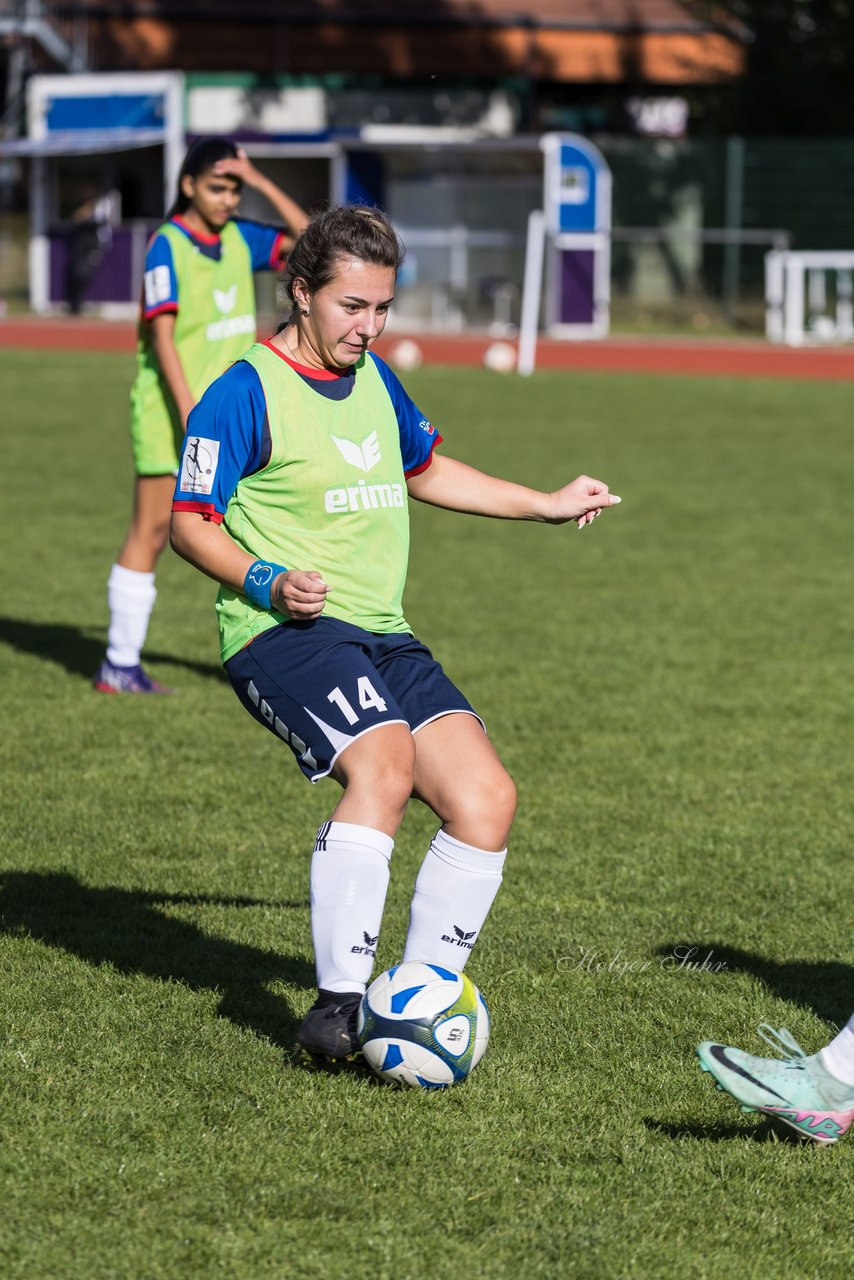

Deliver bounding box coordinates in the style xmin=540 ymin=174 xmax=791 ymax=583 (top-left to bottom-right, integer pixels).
xmin=358 ymin=962 xmax=490 ymax=1089
xmin=482 ymin=340 xmax=516 ymax=373
xmin=388 ymin=338 xmax=423 ymax=371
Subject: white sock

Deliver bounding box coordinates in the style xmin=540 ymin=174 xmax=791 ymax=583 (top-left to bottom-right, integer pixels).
xmin=819 ymin=1014 xmax=854 ymax=1089
xmin=310 ymin=821 xmax=393 ymax=994
xmin=402 ymin=829 xmax=505 ymax=971
xmin=106 ymin=564 xmax=157 ymax=667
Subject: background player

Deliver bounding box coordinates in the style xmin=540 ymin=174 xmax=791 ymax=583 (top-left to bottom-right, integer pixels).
xmin=697 ymin=1014 xmax=854 ymax=1144
xmin=95 ymin=137 xmax=308 ymax=694
xmin=170 ymin=205 xmax=621 ymax=1062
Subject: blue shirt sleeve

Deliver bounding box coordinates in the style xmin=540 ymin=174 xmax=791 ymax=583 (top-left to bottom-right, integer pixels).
xmin=234 ymin=218 xmax=286 ymax=272
xmin=142 ymin=232 xmax=178 ymax=320
xmin=173 ymin=362 xmax=270 ymax=520
xmin=368 ymin=352 xmax=442 ymax=475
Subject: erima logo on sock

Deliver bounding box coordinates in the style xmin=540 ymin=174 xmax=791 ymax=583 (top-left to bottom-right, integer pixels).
xmin=351 ymin=931 xmax=378 ymax=957
xmin=441 ymin=925 xmax=476 ymax=949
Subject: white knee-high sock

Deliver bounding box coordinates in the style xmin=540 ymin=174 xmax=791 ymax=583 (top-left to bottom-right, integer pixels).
xmin=310 ymin=821 xmax=393 ymax=994
xmin=820 ymin=1013 xmax=854 ymax=1088
xmin=106 ymin=564 xmax=157 ymax=667
xmin=402 ymin=829 xmax=505 ymax=971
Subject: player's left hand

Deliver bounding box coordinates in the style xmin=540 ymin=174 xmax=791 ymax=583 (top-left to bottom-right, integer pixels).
xmin=545 ymin=475 xmax=621 ymax=528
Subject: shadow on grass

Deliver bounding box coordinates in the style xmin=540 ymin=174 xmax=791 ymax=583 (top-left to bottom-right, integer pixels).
xmin=0 ymin=870 xmax=313 ymax=1054
xmin=657 ymin=942 xmax=853 ymax=1029
xmin=0 ymin=615 xmax=225 ymax=684
xmin=644 ymin=1117 xmax=802 ymax=1145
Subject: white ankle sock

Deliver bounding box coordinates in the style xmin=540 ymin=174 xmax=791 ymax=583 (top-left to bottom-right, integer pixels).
xmin=310 ymin=821 xmax=393 ymax=994
xmin=819 ymin=1014 xmax=854 ymax=1088
xmin=106 ymin=564 xmax=157 ymax=667
xmin=402 ymin=829 xmax=505 ymax=970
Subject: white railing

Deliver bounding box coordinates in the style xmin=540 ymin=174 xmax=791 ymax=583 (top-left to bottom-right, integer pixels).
xmin=393 ymin=223 xmax=793 ymax=337
xmin=766 ymin=250 xmax=854 ymax=346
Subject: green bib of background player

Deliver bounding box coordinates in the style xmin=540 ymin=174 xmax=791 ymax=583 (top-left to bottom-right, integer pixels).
xmin=216 ymin=343 xmax=412 ymax=662
xmin=130 ymin=221 xmax=256 ymax=471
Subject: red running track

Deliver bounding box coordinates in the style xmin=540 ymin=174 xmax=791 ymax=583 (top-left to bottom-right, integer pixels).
xmin=3 ymin=316 xmax=854 ymax=380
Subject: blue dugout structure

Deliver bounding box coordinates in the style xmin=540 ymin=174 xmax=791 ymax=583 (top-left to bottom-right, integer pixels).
xmin=5 ymin=72 xmax=184 ymax=313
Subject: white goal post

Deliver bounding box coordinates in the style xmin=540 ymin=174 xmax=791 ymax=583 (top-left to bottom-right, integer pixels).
xmin=766 ymin=250 xmax=854 ymax=346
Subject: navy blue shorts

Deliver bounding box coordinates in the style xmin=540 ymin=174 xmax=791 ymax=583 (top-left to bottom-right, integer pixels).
xmin=225 ymin=617 xmax=482 ymax=782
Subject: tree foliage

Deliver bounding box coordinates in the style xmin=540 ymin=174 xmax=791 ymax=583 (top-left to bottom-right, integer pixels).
xmin=691 ymin=1 xmax=854 ymax=133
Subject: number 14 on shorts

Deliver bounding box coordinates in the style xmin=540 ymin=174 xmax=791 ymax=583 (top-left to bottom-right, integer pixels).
xmin=328 ymin=678 xmax=388 ymax=726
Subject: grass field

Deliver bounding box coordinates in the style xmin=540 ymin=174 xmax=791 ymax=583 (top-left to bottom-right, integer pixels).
xmin=1 ymin=348 xmax=853 ymax=1279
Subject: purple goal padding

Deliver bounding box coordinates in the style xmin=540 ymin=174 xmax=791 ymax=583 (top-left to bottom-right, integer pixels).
xmin=49 ymin=229 xmax=138 ymax=304
xmin=559 ymin=248 xmax=595 ymax=325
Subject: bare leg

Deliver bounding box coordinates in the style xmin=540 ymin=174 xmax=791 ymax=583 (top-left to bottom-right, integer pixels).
xmin=412 ymin=713 xmax=517 ymax=850
xmin=116 ymin=474 xmax=176 ymax=572
xmin=329 ymin=722 xmax=416 ymax=836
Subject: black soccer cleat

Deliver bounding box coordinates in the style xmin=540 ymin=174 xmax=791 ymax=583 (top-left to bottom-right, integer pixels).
xmin=296 ymin=990 xmax=363 ymax=1063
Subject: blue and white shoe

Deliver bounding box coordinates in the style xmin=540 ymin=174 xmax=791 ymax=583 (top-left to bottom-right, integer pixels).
xmin=93 ymin=659 xmax=174 ymax=695
xmin=697 ymin=1024 xmax=854 ymax=1145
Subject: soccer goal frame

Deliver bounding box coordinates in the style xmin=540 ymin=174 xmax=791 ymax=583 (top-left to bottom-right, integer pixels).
xmin=766 ymin=249 xmax=854 ymax=347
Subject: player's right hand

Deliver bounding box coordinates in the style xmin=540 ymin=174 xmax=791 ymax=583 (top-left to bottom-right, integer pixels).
xmin=272 ymin=569 xmax=330 ymax=619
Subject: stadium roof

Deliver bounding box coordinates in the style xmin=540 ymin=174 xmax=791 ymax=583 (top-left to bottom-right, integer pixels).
xmin=39 ymin=2 xmax=748 ymax=83
xmin=47 ymin=0 xmax=744 ymax=29
xmin=0 ymin=130 xmax=163 ymax=157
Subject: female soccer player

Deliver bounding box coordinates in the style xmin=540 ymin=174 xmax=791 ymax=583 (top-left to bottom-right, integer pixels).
xmin=170 ymin=205 xmax=621 ymax=1062
xmin=95 ymin=137 xmax=308 ymax=694
xmin=697 ymin=1015 xmax=854 ymax=1144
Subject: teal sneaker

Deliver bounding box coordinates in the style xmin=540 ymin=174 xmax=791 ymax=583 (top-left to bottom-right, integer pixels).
xmin=696 ymin=1024 xmax=854 ymax=1145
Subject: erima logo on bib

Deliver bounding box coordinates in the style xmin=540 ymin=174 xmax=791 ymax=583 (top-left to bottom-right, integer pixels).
xmin=180 ymin=436 xmax=220 ymax=494
xmin=325 ymin=432 xmax=401 ymax=511
xmin=331 ymin=431 xmax=381 ymax=473
xmin=213 ymin=285 xmax=237 ymax=314
xmin=206 ymin=313 xmax=254 ymax=342
xmin=324 ymin=482 xmax=405 ymax=513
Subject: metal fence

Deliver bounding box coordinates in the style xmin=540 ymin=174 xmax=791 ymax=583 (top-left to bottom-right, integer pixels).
xmin=382 ymin=136 xmax=854 ymax=335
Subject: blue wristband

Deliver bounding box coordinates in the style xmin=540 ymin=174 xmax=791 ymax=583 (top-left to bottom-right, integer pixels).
xmin=243 ymin=560 xmax=288 ymax=610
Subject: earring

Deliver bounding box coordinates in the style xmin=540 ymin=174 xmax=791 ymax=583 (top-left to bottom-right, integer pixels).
xmin=301 ymin=307 xmax=310 ymax=317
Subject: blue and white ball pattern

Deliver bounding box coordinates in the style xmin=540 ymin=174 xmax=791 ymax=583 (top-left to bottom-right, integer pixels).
xmin=358 ymin=962 xmax=490 ymax=1089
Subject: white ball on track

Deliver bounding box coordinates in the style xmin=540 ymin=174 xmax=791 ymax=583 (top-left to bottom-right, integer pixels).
xmin=482 ymin=340 xmax=516 ymax=373
xmin=388 ymin=339 xmax=423 ymax=371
